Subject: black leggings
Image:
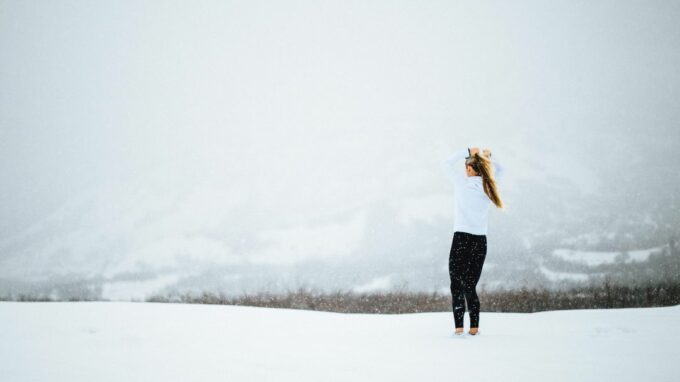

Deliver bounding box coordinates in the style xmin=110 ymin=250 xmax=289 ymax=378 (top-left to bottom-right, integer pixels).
xmin=448 ymin=231 xmax=487 ymax=328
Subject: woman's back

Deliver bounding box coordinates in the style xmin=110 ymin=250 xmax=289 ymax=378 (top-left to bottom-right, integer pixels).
xmin=452 ymin=176 xmax=494 ymax=235
xmin=441 ymin=148 xmax=505 ymax=235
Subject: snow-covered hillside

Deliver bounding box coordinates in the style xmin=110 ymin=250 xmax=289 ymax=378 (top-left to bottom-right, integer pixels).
xmin=1 ymin=302 xmax=678 ymax=382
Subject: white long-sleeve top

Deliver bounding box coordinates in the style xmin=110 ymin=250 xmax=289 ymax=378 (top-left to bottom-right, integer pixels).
xmin=440 ymin=149 xmax=505 ymax=235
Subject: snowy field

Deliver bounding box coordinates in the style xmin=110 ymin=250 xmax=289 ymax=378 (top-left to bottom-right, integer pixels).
xmin=1 ymin=302 xmax=679 ymax=382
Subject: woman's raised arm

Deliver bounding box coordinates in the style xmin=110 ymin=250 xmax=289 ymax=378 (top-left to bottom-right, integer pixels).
xmin=441 ymin=148 xmax=469 ymax=186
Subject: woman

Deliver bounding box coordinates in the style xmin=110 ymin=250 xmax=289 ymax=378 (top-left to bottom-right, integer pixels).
xmin=441 ymin=146 xmax=504 ymax=336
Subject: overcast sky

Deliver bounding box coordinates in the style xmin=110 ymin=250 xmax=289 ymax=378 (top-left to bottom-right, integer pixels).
xmin=1 ymin=0 xmax=679 ymax=296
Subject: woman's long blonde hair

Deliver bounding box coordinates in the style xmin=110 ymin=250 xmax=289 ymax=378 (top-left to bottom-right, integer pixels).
xmin=466 ymin=153 xmax=504 ymax=209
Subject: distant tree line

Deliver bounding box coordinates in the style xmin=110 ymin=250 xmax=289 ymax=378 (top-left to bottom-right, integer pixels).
xmin=3 ymin=278 xmax=678 ymax=314
xmin=142 ymin=278 xmax=680 ymax=314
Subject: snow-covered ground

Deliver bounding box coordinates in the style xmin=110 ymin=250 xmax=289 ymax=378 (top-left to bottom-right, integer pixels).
xmin=538 ymin=264 xmax=591 ymax=282
xmin=551 ymin=246 xmax=664 ymax=266
xmin=1 ymin=302 xmax=678 ymax=382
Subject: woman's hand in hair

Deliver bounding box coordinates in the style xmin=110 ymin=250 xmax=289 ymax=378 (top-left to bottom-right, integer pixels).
xmin=468 ymin=147 xmax=480 ymax=156
xmin=483 ymin=148 xmax=491 ymax=158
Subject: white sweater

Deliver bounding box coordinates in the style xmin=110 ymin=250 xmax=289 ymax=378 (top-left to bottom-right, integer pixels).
xmin=440 ymin=149 xmax=505 ymax=235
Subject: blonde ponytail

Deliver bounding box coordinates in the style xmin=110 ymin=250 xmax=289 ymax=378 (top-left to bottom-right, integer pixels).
xmin=471 ymin=153 xmax=504 ymax=209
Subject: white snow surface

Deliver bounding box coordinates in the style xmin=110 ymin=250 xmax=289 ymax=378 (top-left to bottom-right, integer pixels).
xmin=552 ymin=246 xmax=663 ymax=266
xmin=538 ymin=265 xmax=590 ymax=282
xmin=1 ymin=302 xmax=679 ymax=382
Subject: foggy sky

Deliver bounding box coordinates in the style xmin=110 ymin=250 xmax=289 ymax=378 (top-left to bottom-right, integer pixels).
xmin=1 ymin=0 xmax=679 ymax=297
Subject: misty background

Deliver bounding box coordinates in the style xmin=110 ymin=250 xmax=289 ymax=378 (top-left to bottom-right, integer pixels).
xmin=1 ymin=0 xmax=679 ymax=300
